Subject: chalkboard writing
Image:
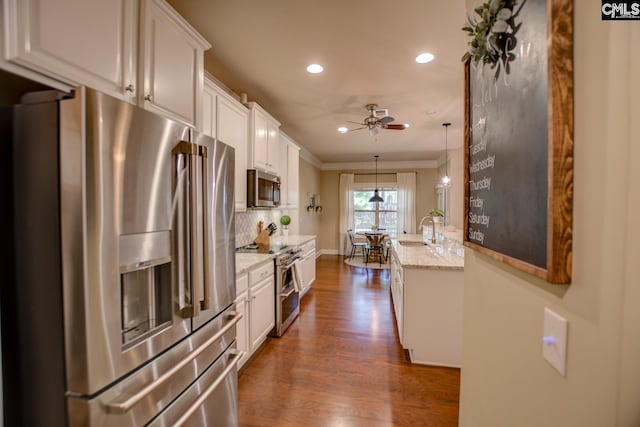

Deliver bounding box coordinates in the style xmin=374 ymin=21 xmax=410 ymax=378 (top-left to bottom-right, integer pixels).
xmin=466 ymin=0 xmax=548 ymax=268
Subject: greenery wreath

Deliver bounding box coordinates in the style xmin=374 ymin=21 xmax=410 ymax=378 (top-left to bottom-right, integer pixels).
xmin=461 ymin=0 xmax=527 ymax=80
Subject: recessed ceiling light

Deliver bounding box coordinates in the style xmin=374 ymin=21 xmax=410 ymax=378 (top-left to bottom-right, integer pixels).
xmin=337 ymin=126 xmax=348 ymax=133
xmin=306 ymin=63 xmax=324 ymax=74
xmin=403 ymin=123 xmax=410 ymax=129
xmin=415 ymin=52 xmax=435 ymax=64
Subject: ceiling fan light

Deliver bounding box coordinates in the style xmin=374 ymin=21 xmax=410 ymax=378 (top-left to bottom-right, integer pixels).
xmin=369 ymin=127 xmax=378 ymax=136
xmin=415 ymin=52 xmax=435 ymax=64
xmin=306 ymin=63 xmax=324 ymax=74
xmin=337 ymin=126 xmax=348 ymax=133
xmin=442 ymin=175 xmax=451 ymax=184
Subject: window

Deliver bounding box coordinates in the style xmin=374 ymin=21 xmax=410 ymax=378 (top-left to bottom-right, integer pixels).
xmin=353 ymin=189 xmax=398 ymax=235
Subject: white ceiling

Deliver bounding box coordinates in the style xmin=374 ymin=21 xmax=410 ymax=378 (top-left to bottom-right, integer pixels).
xmin=168 ymin=0 xmax=467 ymax=165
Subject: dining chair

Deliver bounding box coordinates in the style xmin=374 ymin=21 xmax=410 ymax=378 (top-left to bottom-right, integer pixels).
xmin=347 ymin=229 xmax=367 ymax=261
xmin=365 ymin=234 xmax=384 ymax=266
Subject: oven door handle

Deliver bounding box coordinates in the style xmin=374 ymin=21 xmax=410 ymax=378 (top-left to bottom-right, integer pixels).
xmin=172 ymin=349 xmax=245 ymax=427
xmin=105 ymin=311 xmax=242 ymax=414
xmin=280 ymin=287 xmax=296 ymax=298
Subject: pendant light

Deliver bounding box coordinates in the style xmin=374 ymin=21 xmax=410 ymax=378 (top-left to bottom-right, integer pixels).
xmin=441 ymin=122 xmax=451 ymax=185
xmin=369 ymin=155 xmax=384 ymax=203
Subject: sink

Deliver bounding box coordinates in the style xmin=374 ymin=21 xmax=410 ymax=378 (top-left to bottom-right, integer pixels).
xmin=398 ymin=241 xmax=428 ymax=247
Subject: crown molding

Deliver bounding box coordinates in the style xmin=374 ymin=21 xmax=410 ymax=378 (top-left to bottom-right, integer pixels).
xmin=320 ymin=159 xmax=438 ymax=171
xmin=298 ymin=147 xmax=323 ymax=168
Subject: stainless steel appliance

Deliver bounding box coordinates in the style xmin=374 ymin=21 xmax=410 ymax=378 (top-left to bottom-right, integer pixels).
xmin=247 ymin=169 xmax=281 ymax=208
xmin=273 ymin=248 xmax=302 ymax=337
xmin=236 ymin=243 xmax=301 ymax=336
xmin=3 ymin=87 xmax=240 ymax=426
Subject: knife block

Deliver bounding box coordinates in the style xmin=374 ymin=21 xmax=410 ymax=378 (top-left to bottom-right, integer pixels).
xmin=254 ymin=230 xmax=270 ymax=246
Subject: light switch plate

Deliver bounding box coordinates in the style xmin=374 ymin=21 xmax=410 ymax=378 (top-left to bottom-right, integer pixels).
xmin=543 ymin=307 xmax=568 ymax=376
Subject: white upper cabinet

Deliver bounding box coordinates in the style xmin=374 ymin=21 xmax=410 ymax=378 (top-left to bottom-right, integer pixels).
xmin=139 ymin=0 xmax=210 ymax=127
xmin=279 ymin=132 xmax=300 ymax=209
xmin=2 ymin=0 xmax=211 ymax=127
xmin=203 ymin=77 xmax=249 ymax=212
xmin=247 ymin=102 xmax=280 ymax=174
xmin=216 ymin=89 xmax=248 ymax=212
xmin=3 ymin=0 xmax=138 ymax=101
xmin=201 ymin=81 xmax=217 ymax=138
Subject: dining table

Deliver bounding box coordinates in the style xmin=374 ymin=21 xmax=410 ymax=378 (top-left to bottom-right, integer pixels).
xmin=356 ymin=229 xmax=390 ymax=263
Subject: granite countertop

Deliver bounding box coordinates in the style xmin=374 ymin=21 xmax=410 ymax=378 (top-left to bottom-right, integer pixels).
xmin=235 ymin=234 xmax=317 ymax=275
xmin=392 ymin=233 xmax=464 ymax=271
xmin=235 ymin=253 xmax=275 ymax=275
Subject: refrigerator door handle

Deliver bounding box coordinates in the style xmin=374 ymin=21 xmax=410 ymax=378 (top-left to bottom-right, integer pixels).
xmin=199 ymin=145 xmax=210 ymax=311
xmin=105 ymin=311 xmax=242 ymax=414
xmin=173 ymin=141 xmax=199 ymax=318
xmin=172 ymin=349 xmax=245 ymax=427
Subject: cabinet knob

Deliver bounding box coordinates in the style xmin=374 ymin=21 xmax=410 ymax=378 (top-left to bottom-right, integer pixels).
xmin=145 ymin=94 xmax=153 ymax=101
xmin=125 ymin=84 xmax=135 ymax=93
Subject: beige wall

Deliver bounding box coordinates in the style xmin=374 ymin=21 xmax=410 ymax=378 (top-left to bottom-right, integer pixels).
xmin=459 ymin=1 xmax=640 ymax=426
xmin=437 ymin=146 xmax=464 ymax=229
xmin=318 ymin=168 xmax=439 ymax=252
xmin=297 ymin=157 xmax=322 ymax=237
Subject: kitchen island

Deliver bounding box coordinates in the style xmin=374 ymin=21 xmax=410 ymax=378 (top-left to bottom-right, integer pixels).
xmin=390 ymin=233 xmax=464 ymax=367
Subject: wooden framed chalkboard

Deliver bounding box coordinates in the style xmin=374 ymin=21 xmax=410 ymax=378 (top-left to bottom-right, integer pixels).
xmin=463 ymin=0 xmax=574 ymax=284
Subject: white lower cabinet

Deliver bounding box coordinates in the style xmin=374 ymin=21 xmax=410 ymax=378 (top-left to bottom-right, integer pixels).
xmin=234 ymin=288 xmax=249 ymax=369
xmin=235 ymin=272 xmax=249 ymax=368
xmin=390 ymin=248 xmax=463 ymax=367
xmin=389 ymin=251 xmax=404 ymax=345
xmin=236 ymin=260 xmax=275 ymax=368
xmin=298 ymin=240 xmax=316 ymax=296
xmin=249 ymin=275 xmax=275 ymax=351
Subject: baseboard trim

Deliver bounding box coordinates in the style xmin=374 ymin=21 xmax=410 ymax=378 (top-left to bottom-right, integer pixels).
xmin=317 ymin=249 xmax=340 ymax=257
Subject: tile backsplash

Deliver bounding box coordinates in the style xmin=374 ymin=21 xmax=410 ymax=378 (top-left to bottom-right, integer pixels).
xmin=235 ymin=209 xmax=284 ymax=247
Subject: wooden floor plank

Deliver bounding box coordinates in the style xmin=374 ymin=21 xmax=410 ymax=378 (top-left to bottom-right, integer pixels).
xmin=238 ymin=255 xmax=460 ymax=426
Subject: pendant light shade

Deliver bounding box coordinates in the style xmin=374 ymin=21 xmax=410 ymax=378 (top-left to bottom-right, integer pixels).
xmin=369 ymin=155 xmax=384 ymax=203
xmin=442 ymin=122 xmax=451 ymax=185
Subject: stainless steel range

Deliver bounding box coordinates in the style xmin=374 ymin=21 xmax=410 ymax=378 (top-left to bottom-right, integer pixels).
xmin=236 ymin=244 xmax=301 ymax=336
xmin=273 ymin=247 xmax=302 ymax=337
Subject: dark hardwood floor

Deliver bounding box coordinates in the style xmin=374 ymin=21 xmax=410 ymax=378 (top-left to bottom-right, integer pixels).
xmin=238 ymin=255 xmax=460 ymax=427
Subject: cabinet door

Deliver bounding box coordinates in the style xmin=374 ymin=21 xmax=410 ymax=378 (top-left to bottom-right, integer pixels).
xmin=235 ymin=291 xmax=249 ymax=369
xmin=140 ymin=0 xmax=210 ymax=126
xmin=252 ymin=109 xmax=269 ymax=170
xmin=217 ymin=95 xmax=248 ymax=212
xmin=201 ymin=81 xmax=217 ymax=138
xmin=301 ymin=250 xmax=316 ymax=290
xmin=249 ymin=277 xmax=274 ymax=351
xmin=278 ymin=140 xmax=289 ymax=207
xmin=287 ymin=145 xmax=299 ymax=208
xmin=266 ymin=120 xmax=279 ymax=174
xmin=3 ymin=0 xmax=137 ymax=101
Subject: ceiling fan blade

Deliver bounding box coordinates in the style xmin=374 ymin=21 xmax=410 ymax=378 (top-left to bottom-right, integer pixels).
xmin=378 ymin=116 xmax=395 ymax=125
xmin=384 ymin=123 xmax=408 ymax=130
xmin=347 ymin=120 xmax=365 ymax=125
xmin=347 ymin=126 xmax=367 ymax=132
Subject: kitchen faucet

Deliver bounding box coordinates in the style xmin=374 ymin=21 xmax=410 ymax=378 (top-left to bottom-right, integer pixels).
xmin=418 ymin=215 xmax=437 ymax=244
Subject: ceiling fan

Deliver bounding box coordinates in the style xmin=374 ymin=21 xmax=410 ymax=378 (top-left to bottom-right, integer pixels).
xmin=344 ymin=104 xmax=409 ymax=136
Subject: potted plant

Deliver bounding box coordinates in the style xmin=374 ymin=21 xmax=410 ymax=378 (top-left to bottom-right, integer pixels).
xmin=429 ymin=208 xmax=445 ymax=224
xmin=280 ymin=215 xmax=291 ymax=236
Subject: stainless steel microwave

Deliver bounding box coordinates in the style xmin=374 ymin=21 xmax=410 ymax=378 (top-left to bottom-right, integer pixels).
xmin=247 ymin=169 xmax=281 ymax=208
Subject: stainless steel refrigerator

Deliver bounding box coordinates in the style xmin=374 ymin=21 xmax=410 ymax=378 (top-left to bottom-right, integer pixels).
xmin=2 ymin=86 xmax=239 ymax=426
